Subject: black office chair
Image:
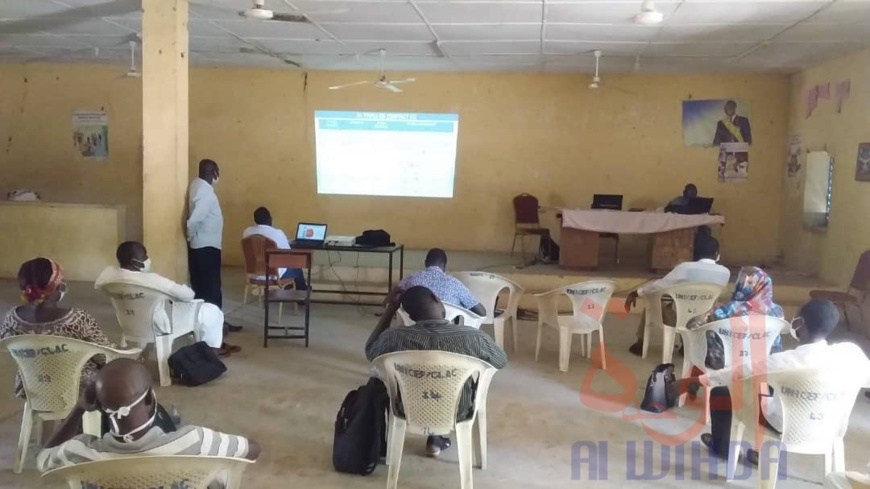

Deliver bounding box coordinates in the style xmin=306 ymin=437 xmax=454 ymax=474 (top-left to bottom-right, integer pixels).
xmin=591 ymin=194 xmax=622 ymax=265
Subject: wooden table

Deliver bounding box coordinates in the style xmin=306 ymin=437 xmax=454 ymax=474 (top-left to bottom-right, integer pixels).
xmin=557 ymin=210 xmax=725 ymax=271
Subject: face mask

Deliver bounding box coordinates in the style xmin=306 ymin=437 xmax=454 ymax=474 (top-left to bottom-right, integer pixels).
xmin=58 ymin=283 xmax=68 ymax=302
xmin=789 ymin=328 xmax=800 ymax=341
xmin=132 ymin=258 xmax=152 ymax=272
xmin=212 ymin=176 xmax=219 ymax=185
xmin=104 ymin=388 xmax=156 ymax=443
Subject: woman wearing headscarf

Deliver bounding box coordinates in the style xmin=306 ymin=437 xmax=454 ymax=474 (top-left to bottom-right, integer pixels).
xmin=0 ymin=258 xmax=112 ymax=398
xmin=688 ymin=266 xmax=785 ymax=364
xmin=689 ymin=266 xmax=785 ymax=459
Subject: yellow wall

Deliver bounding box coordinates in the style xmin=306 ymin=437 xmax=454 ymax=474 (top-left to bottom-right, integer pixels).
xmin=0 ymin=64 xmax=143 ymax=241
xmin=1 ymin=63 xmax=790 ymax=267
xmin=782 ymin=48 xmax=870 ymax=287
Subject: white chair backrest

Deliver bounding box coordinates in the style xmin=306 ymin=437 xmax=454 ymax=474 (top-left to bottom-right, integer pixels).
xmin=544 ymin=280 xmax=616 ymax=333
xmin=765 ymin=367 xmax=863 ymax=454
xmin=443 ymin=302 xmax=484 ymax=329
xmin=0 ymin=335 xmax=131 ymax=413
xmin=397 ymin=303 xmax=484 ymax=330
xmin=100 ymin=282 xmax=172 ymax=344
xmin=452 ymin=272 xmax=524 ymax=323
xmin=661 ymin=282 xmax=724 ymax=330
xmin=687 ymin=316 xmax=789 ymax=373
xmin=374 ymin=351 xmax=492 ymax=436
xmin=42 ymin=455 xmax=253 ymax=489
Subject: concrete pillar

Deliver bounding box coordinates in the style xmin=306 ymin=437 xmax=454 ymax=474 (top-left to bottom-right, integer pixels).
xmin=141 ymin=0 xmax=189 ymax=281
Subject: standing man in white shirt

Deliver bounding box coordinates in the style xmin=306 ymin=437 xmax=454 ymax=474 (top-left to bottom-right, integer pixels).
xmin=696 ymin=299 xmax=870 ymax=462
xmin=624 ymin=237 xmax=731 ymax=356
xmin=96 ymin=241 xmax=239 ymax=356
xmin=241 ymin=207 xmax=307 ymax=290
xmin=187 ymin=159 xmax=239 ymax=332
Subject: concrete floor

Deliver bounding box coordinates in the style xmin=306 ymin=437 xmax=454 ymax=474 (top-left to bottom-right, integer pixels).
xmin=0 ymin=268 xmax=868 ymax=488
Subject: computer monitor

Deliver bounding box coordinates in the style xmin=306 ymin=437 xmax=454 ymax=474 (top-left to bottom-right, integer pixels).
xmin=670 ymin=197 xmax=714 ymax=215
xmin=296 ymin=223 xmax=327 ymax=241
xmin=591 ymin=194 xmax=624 ymax=210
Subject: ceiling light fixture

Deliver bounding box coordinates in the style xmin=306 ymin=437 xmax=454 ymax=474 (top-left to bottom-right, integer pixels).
xmin=635 ymin=0 xmax=664 ymax=26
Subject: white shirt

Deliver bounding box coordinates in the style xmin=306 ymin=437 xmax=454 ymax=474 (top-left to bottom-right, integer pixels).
xmin=638 ymin=258 xmax=731 ymax=297
xmin=187 ymin=178 xmax=223 ymax=250
xmin=95 ymin=266 xmax=195 ymax=302
xmin=242 ymin=224 xmax=292 ymax=277
xmin=704 ymin=341 xmax=870 ymax=432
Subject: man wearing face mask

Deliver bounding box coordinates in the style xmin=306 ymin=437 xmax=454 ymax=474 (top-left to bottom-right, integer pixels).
xmin=37 ymin=358 xmax=261 ymax=480
xmin=692 ymin=299 xmax=870 ymax=463
xmin=96 ymin=241 xmax=237 ymax=356
xmin=187 ymin=159 xmax=240 ymax=332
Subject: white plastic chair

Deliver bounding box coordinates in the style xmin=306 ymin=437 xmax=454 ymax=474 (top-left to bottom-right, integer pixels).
xmin=679 ymin=316 xmax=789 ymax=422
xmin=641 ymin=282 xmax=725 ymax=363
xmin=42 ymin=455 xmax=253 ymax=489
xmin=453 ymin=272 xmax=525 ymax=352
xmin=99 ymin=282 xmax=196 ymax=387
xmin=374 ymin=351 xmax=497 ymax=489
xmin=534 ymin=280 xmax=616 ymax=372
xmin=826 ymin=471 xmax=870 ymax=489
xmin=397 ymin=302 xmax=485 ymax=330
xmin=728 ymin=367 xmax=865 ymax=488
xmin=0 ymin=335 xmax=141 ymax=474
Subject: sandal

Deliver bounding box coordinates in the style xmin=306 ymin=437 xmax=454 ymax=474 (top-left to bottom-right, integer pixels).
xmin=222 ymin=343 xmax=242 ymax=353
xmin=213 ymin=347 xmax=231 ymax=358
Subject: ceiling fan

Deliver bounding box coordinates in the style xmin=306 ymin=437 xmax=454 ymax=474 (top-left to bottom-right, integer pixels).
xmin=191 ymin=0 xmax=348 ymax=23
xmin=587 ymin=51 xmax=637 ymax=94
xmin=328 ymin=50 xmax=416 ymax=93
xmin=121 ymin=40 xmax=141 ymax=78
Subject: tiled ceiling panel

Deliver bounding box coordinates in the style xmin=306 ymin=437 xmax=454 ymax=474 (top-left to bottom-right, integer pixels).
xmin=0 ymin=0 xmax=865 ymax=73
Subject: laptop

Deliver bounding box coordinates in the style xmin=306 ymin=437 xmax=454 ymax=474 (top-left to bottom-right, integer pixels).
xmin=675 ymin=197 xmax=715 ymax=215
xmin=291 ymin=222 xmax=328 ymax=248
xmin=591 ymin=194 xmax=624 ymax=210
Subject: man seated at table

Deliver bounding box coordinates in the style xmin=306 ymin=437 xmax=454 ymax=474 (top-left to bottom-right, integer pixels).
xmin=38 ymin=358 xmax=261 ymax=485
xmin=366 ymin=286 xmax=507 ymax=456
xmin=241 ymin=206 xmax=307 ymax=291
xmin=624 ymin=237 xmax=730 ymax=356
xmin=668 ymin=183 xmax=698 ymax=208
xmin=96 ymin=241 xmax=239 ymax=356
xmin=693 ymin=299 xmax=870 ymax=463
xmin=397 ymin=248 xmax=486 ymax=316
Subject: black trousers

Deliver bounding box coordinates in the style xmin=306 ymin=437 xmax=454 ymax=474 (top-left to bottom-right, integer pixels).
xmin=188 ymin=246 xmax=222 ymax=309
xmin=709 ymin=386 xmax=777 ymax=456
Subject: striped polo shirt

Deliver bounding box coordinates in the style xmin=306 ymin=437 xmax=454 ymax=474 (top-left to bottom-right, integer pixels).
xmin=37 ymin=425 xmax=250 ymax=473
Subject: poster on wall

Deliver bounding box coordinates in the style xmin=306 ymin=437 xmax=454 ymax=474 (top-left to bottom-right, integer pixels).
xmin=682 ymin=99 xmax=752 ymax=147
xmin=787 ymin=135 xmax=802 ymax=183
xmin=856 ymin=143 xmax=870 ymax=182
xmin=72 ymin=111 xmax=108 ymax=161
xmin=718 ymin=142 xmax=749 ymax=182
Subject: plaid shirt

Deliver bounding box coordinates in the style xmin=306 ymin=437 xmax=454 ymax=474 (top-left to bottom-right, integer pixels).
xmin=367 ymin=319 xmax=507 ymax=420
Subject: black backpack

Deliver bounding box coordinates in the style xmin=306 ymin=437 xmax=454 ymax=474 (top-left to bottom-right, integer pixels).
xmin=333 ymin=377 xmax=388 ymax=475
xmin=168 ymin=342 xmax=227 ymax=387
xmin=355 ymin=230 xmax=393 ymax=248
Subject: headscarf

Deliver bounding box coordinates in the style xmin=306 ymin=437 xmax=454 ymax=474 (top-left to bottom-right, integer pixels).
xmin=697 ymin=266 xmax=784 ymax=368
xmin=709 ymin=266 xmax=784 ymax=321
xmin=21 ymin=258 xmax=64 ymax=305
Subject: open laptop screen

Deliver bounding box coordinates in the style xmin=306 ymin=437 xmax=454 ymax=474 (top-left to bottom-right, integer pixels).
xmin=296 ymin=223 xmax=327 ymax=241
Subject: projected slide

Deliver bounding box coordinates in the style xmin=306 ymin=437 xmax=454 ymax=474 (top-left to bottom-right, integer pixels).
xmin=315 ymin=111 xmax=459 ymax=198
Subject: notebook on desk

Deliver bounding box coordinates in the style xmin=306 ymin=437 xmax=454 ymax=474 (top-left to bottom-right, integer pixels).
xmin=291 ymin=223 xmax=327 ymax=248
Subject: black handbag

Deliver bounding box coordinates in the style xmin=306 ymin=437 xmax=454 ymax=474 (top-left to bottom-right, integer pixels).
xmin=168 ymin=341 xmax=227 ymax=387
xmin=640 ymin=363 xmax=679 ymax=413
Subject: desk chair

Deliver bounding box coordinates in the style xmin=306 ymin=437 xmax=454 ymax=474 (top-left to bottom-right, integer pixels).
xmin=810 ymin=249 xmax=870 ymax=330
xmin=241 ymin=235 xmax=296 ymax=326
xmin=591 ymin=194 xmax=622 ymax=264
xmin=511 ymin=193 xmax=550 ymax=258
xmin=263 ymin=250 xmax=312 ymax=347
